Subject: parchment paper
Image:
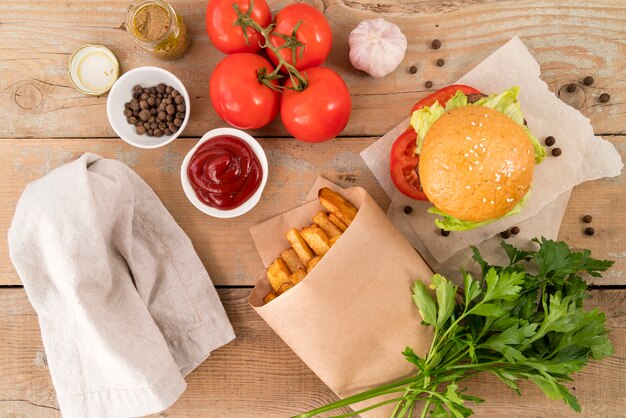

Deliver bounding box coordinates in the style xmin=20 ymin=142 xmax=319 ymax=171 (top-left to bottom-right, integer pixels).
xmin=249 ymin=179 xmax=434 ymax=416
xmin=361 ymin=36 xmax=623 ymax=264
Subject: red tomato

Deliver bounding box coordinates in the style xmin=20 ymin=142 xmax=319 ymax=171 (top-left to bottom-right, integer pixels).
xmin=209 ymin=53 xmax=280 ymax=129
xmin=206 ymin=0 xmax=271 ymax=54
xmin=281 ymin=67 xmax=351 ymax=143
xmin=410 ymin=84 xmax=482 ymax=114
xmin=390 ymin=129 xmax=428 ymax=200
xmin=391 ymin=85 xmax=482 ymax=201
xmin=267 ymin=3 xmax=332 ymax=71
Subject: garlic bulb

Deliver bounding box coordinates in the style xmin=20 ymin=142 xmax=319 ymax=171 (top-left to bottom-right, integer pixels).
xmin=349 ymin=18 xmax=407 ymax=78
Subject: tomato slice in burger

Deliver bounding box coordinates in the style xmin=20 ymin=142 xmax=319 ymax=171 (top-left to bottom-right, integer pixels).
xmin=390 ymin=129 xmax=428 ymax=200
xmin=410 ymin=84 xmax=482 ymax=114
xmin=390 ymin=84 xmax=482 ymax=201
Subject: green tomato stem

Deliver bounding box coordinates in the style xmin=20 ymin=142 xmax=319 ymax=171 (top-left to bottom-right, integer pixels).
xmin=232 ymin=0 xmax=308 ymax=91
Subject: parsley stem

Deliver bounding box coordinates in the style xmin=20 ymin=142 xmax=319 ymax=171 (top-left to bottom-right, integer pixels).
xmin=293 ymin=376 xmax=421 ymax=418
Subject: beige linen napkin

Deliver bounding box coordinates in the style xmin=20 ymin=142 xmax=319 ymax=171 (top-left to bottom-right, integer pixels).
xmin=7 ymin=153 xmax=235 ymax=418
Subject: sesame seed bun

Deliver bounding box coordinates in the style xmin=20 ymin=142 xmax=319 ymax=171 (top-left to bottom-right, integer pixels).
xmin=419 ymin=106 xmax=534 ymax=223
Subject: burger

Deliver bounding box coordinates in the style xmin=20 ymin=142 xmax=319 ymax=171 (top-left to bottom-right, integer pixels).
xmin=390 ymin=85 xmax=546 ymax=231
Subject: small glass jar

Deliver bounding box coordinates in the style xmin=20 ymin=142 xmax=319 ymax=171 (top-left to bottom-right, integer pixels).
xmin=125 ymin=0 xmax=190 ymax=60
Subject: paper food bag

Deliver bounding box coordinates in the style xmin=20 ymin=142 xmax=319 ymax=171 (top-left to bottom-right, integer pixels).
xmin=249 ymin=183 xmax=434 ymax=414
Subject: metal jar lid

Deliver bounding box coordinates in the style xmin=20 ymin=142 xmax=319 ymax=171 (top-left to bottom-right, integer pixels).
xmin=68 ymin=45 xmax=120 ymax=96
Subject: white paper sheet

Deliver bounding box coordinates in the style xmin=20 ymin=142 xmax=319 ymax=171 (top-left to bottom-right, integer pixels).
xmin=361 ymin=36 xmax=623 ymax=264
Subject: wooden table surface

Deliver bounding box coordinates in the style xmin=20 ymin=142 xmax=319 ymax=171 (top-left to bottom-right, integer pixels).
xmin=1 ymin=0 xmax=625 ymax=417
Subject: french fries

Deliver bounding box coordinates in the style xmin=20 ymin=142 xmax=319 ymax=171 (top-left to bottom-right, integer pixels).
xmin=328 ymin=213 xmax=348 ymax=232
xmin=263 ymin=291 xmax=277 ymax=304
xmin=285 ymin=228 xmax=314 ymax=265
xmin=281 ymin=248 xmax=305 ymax=274
xmin=290 ymin=268 xmax=307 ymax=285
xmin=307 ymin=256 xmax=322 ymax=273
xmin=263 ymin=188 xmax=358 ymax=304
xmin=300 ymin=226 xmax=331 ymax=256
xmin=318 ymin=187 xmax=357 ymax=226
xmin=267 ymin=258 xmax=292 ymax=295
xmin=312 ymin=211 xmax=342 ymax=238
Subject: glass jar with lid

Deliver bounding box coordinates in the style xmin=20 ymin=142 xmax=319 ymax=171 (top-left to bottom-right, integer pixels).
xmin=125 ymin=0 xmax=190 ymax=60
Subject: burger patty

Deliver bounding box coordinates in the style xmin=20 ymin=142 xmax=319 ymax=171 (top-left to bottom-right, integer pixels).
xmin=466 ymin=93 xmax=487 ymax=103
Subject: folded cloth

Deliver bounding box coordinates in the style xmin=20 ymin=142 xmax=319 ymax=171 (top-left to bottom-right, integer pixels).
xmin=8 ymin=153 xmax=235 ymax=418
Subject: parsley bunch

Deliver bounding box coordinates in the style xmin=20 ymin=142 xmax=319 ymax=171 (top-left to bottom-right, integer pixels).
xmin=296 ymin=238 xmax=614 ymax=418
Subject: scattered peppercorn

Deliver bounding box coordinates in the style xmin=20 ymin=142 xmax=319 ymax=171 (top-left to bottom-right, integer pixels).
xmin=583 ymin=76 xmax=594 ymax=86
xmin=125 ymin=83 xmax=185 ymax=137
xmin=403 ymin=206 xmax=413 ymax=214
xmin=431 ymin=39 xmax=441 ymax=50
xmin=500 ymin=230 xmax=511 ymax=239
xmin=566 ymin=84 xmax=576 ymax=93
xmin=409 ymin=65 xmax=418 ymax=74
xmin=582 ymin=215 xmax=593 ymax=223
xmin=425 ymin=80 xmax=433 ymax=88
xmin=599 ymin=93 xmax=610 ymax=103
xmin=585 ymin=227 xmax=595 ymax=236
xmin=551 ymin=148 xmax=562 ymax=157
xmin=510 ymin=226 xmax=520 ymax=235
xmin=544 ymin=136 xmax=556 ymax=146
xmin=440 ymin=229 xmax=450 ymax=237
xmin=436 ymin=58 xmax=445 ymax=67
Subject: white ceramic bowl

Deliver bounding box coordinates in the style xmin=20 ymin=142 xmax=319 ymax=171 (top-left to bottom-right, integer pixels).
xmin=107 ymin=66 xmax=190 ymax=149
xmin=181 ymin=128 xmax=269 ymax=218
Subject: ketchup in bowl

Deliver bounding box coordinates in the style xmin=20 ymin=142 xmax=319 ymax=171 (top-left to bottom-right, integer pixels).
xmin=187 ymin=135 xmax=262 ymax=210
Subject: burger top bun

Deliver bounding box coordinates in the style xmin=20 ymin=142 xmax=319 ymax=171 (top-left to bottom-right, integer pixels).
xmin=419 ymin=106 xmax=534 ymax=223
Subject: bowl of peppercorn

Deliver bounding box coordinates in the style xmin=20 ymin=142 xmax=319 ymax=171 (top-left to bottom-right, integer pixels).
xmin=107 ymin=66 xmax=190 ymax=149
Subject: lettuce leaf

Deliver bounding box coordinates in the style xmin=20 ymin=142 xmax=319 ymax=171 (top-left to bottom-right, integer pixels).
xmin=410 ymin=91 xmax=467 ymax=154
xmin=410 ymin=87 xmax=546 ymax=163
xmin=429 ymin=192 xmax=530 ymax=232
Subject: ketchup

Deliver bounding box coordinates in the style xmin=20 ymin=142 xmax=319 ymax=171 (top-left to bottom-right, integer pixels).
xmin=187 ymin=135 xmax=262 ymax=210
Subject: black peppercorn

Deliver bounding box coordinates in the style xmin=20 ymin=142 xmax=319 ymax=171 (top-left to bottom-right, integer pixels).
xmin=425 ymin=80 xmax=433 ymax=88
xmin=552 ymin=148 xmax=562 ymax=157
xmin=436 ymin=58 xmax=445 ymax=67
xmin=403 ymin=206 xmax=413 ymax=214
xmin=599 ymin=93 xmax=610 ymax=103
xmin=583 ymin=76 xmax=594 ymax=86
xmin=510 ymin=226 xmax=520 ymax=235
xmin=582 ymin=215 xmax=593 ymax=223
xmin=431 ymin=39 xmax=441 ymax=50
xmin=440 ymin=229 xmax=450 ymax=237
xmin=584 ymin=227 xmax=595 ymax=236
xmin=566 ymin=84 xmax=576 ymax=93
xmin=409 ymin=65 xmax=417 ymax=74
xmin=500 ymin=230 xmax=511 ymax=239
xmin=544 ymin=136 xmax=556 ymax=146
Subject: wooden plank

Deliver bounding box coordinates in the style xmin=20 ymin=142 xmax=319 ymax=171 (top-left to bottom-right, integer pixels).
xmin=1 ymin=0 xmax=624 ymax=139
xmin=0 ymin=137 xmax=390 ymax=286
xmin=1 ymin=136 xmax=624 ymax=286
xmin=0 ymin=287 xmax=624 ymax=417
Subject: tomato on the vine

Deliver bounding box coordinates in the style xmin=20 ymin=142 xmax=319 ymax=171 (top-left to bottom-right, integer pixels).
xmin=209 ymin=53 xmax=280 ymax=129
xmin=206 ymin=0 xmax=272 ymax=54
xmin=281 ymin=67 xmax=351 ymax=143
xmin=267 ymin=3 xmax=332 ymax=71
xmin=390 ymin=85 xmax=482 ymax=201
